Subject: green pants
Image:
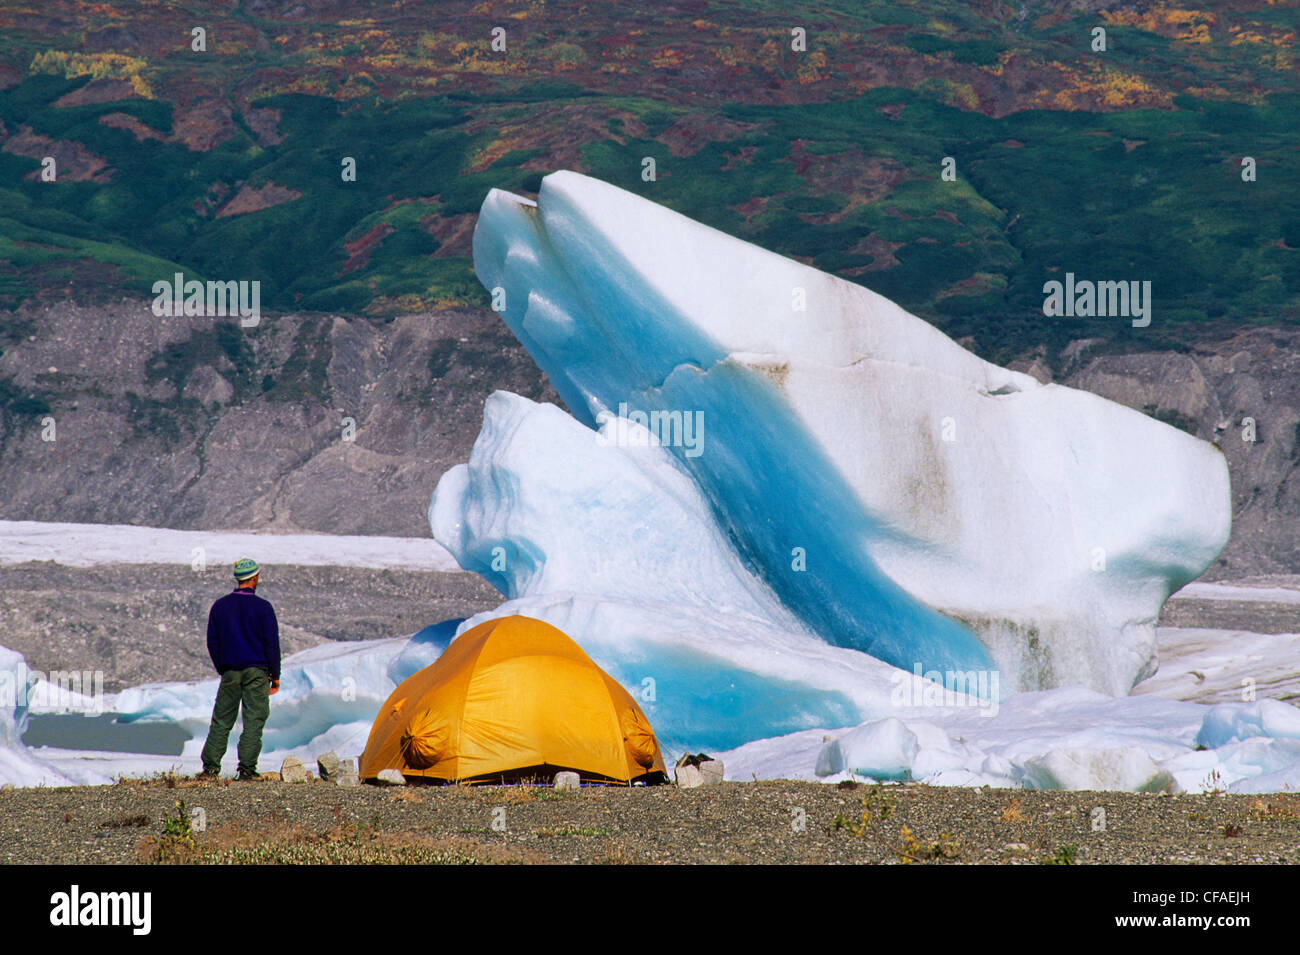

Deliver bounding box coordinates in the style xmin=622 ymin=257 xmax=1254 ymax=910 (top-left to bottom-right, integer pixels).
xmin=200 ymin=668 xmax=271 ymax=775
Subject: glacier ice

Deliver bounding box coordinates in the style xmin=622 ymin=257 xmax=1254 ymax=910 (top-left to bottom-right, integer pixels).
xmin=724 ymin=686 xmax=1300 ymax=793
xmin=814 ymin=717 xmax=922 ymax=780
xmin=1196 ymin=699 xmax=1300 ymax=747
xmin=470 ymin=170 xmax=1231 ymax=695
xmin=426 ymin=390 xmax=1300 ymax=791
xmin=0 ymin=645 xmax=79 ymax=787
xmin=387 ymin=619 xmax=463 ymax=685
xmin=430 ymin=391 xmax=938 ymax=751
xmin=430 ymin=392 xmax=806 ymax=628
xmin=1019 ymin=748 xmax=1175 ymax=793
xmin=800 ymin=687 xmax=1201 ymax=789
xmin=0 ymin=520 xmax=460 ymax=572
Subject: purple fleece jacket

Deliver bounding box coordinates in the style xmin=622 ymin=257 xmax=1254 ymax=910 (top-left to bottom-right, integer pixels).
xmin=206 ymin=587 xmax=281 ymax=681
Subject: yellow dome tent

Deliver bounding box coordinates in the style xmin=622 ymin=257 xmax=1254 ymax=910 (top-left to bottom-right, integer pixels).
xmin=360 ymin=615 xmax=668 ymax=785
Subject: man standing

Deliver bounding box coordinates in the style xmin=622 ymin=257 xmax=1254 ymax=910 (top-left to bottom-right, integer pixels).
xmin=198 ymin=558 xmax=281 ymax=780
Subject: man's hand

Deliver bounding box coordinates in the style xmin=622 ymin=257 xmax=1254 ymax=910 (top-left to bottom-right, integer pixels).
xmin=269 ymin=679 xmax=280 ymax=696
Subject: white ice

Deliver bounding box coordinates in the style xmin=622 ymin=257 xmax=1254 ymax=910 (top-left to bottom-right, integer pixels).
xmin=0 ymin=645 xmax=79 ymax=787
xmin=719 ymin=687 xmax=1300 ymax=794
xmin=471 ymin=170 xmax=1232 ymax=696
xmin=0 ymin=520 xmax=461 ymax=572
xmin=1174 ymin=582 xmax=1300 ymax=605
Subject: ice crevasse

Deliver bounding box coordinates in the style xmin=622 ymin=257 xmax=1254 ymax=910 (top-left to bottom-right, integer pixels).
xmin=452 ymin=170 xmax=1232 ymax=697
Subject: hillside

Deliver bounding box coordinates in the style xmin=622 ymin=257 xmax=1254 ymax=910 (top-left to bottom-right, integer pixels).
xmin=1 ymin=0 xmax=1296 ymax=364
xmin=0 ymin=299 xmax=558 ymax=535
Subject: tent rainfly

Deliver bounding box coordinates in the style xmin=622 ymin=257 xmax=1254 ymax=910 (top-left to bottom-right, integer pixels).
xmin=360 ymin=615 xmax=668 ymax=785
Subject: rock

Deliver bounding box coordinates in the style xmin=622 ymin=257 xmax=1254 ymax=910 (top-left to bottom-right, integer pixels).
xmin=675 ymin=764 xmax=704 ymax=789
xmin=675 ymin=755 xmax=724 ymax=788
xmin=697 ymin=759 xmax=724 ymax=785
xmin=317 ymin=750 xmax=340 ymax=780
xmin=334 ymin=757 xmax=359 ymax=787
xmin=0 ymin=782 xmax=14 ymax=792
xmin=280 ymin=756 xmax=309 ymax=783
xmin=553 ymin=771 xmax=580 ymax=791
xmin=376 ymin=768 xmax=406 ymax=786
xmin=0 ymin=299 xmax=554 ymax=561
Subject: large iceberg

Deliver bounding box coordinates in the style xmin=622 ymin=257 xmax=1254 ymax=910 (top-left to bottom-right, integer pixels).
xmin=467 ymin=170 xmax=1231 ymax=695
xmin=430 ymin=392 xmax=934 ymax=752
xmin=424 ymin=390 xmax=1300 ymax=791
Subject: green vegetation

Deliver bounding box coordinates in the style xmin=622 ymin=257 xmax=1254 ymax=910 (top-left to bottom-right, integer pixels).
xmin=0 ymin=0 xmax=1295 ymax=367
xmin=147 ymin=799 xmax=196 ymax=863
xmin=1041 ymin=843 xmax=1078 ymax=865
xmin=832 ymin=782 xmax=963 ymax=863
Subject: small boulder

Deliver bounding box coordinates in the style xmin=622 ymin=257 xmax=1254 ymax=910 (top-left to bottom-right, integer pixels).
xmin=675 ymin=764 xmax=704 ymax=789
xmin=553 ymin=771 xmax=580 ymax=791
xmin=376 ymin=768 xmax=406 ymax=786
xmin=335 ymin=758 xmax=360 ymax=787
xmin=675 ymin=753 xmax=724 ymax=789
xmin=317 ymin=750 xmax=341 ymax=780
xmin=280 ymin=756 xmax=309 ymax=784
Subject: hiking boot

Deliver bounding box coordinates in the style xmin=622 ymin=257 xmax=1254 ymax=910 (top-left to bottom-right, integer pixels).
xmin=196 ymin=767 xmax=220 ymax=780
xmin=236 ymin=769 xmax=261 ymax=781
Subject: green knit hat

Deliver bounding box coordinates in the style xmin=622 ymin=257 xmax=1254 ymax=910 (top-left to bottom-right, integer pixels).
xmin=233 ymin=558 xmax=260 ymax=581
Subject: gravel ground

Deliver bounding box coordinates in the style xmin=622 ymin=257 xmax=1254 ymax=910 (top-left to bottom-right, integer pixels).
xmin=1158 ymin=597 xmax=1300 ymax=635
xmin=3 ymin=775 xmax=1298 ymax=865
